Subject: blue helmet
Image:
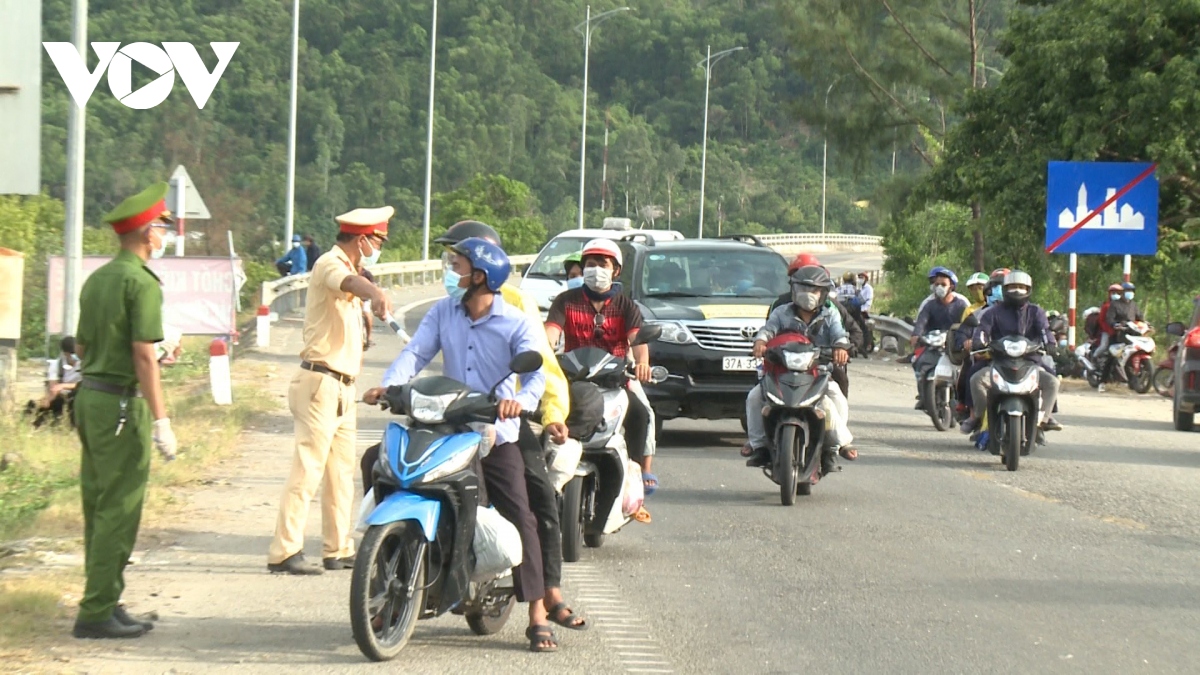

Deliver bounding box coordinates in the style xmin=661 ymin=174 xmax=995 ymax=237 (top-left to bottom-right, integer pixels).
xmin=1121 ymin=281 xmax=1135 ymax=291
xmin=291 ymin=234 xmax=303 ymax=243
xmin=928 ymin=266 xmax=958 ymax=287
xmin=452 ymin=237 xmax=511 ymax=292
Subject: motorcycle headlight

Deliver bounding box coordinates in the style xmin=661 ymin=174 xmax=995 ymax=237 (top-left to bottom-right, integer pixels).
xmin=418 ymin=441 xmax=480 ymax=484
xmin=1003 ymin=340 xmax=1029 ymax=358
xmin=782 ymin=350 xmax=817 ymax=372
xmin=992 ymin=368 xmax=1038 ymax=394
xmin=653 ymin=321 xmax=695 ymax=345
xmin=409 ymin=390 xmax=457 ymax=424
xmin=924 ymin=332 xmax=946 ymax=348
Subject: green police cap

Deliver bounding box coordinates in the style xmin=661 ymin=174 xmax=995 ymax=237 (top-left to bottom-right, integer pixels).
xmin=103 ymin=182 xmax=174 ymax=234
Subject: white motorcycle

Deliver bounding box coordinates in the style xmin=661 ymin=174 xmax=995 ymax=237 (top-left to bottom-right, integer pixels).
xmin=1083 ymin=321 xmax=1155 ymax=393
xmin=919 ymin=329 xmax=959 ymax=431
xmin=554 ymin=327 xmax=666 ymax=562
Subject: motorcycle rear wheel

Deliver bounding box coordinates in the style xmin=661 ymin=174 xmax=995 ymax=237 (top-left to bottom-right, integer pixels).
xmin=1152 ymin=367 xmax=1174 ymax=398
xmin=560 ymin=476 xmax=584 ymax=563
xmin=1086 ymin=368 xmax=1103 ymax=389
xmin=465 ymin=581 xmax=516 ymax=635
xmin=350 ymin=521 xmax=426 ymax=662
xmin=777 ymin=425 xmax=798 ymax=506
xmin=1003 ymin=416 xmax=1021 ymax=472
xmin=1126 ymin=361 xmax=1152 ymax=394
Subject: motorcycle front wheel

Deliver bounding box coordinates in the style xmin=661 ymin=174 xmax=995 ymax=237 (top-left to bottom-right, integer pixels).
xmin=1127 ymin=360 xmax=1152 ymax=394
xmin=350 ymin=521 xmax=427 ymax=662
xmin=931 ymin=382 xmax=953 ymax=432
xmin=1003 ymin=416 xmax=1021 ymax=472
xmin=560 ymin=476 xmax=584 ymax=563
xmin=1153 ymin=366 xmax=1174 ymax=398
xmin=777 ymin=425 xmax=798 ymax=506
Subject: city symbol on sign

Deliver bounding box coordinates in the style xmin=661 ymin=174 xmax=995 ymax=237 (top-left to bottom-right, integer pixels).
xmin=42 ymin=42 xmax=239 ymax=110
xmin=1044 ymin=161 xmax=1159 ymax=256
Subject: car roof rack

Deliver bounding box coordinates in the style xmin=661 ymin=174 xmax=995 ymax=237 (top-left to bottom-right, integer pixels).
xmin=717 ymin=234 xmax=767 ymax=248
xmin=620 ymin=232 xmax=656 ymax=246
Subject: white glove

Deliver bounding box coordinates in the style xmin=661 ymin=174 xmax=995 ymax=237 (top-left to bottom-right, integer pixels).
xmin=152 ymin=418 xmax=178 ymax=462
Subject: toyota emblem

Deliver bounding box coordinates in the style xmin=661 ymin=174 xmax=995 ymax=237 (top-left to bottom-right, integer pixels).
xmin=740 ymin=325 xmax=759 ymax=339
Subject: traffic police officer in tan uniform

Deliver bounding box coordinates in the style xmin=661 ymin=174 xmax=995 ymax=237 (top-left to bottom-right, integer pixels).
xmin=267 ymin=207 xmax=393 ymax=574
xmin=73 ymin=182 xmax=179 ymax=639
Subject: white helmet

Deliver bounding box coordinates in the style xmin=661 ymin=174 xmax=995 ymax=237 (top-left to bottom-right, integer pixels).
xmin=580 ymin=238 xmax=623 ymax=267
xmin=1083 ymin=306 xmax=1100 ymax=319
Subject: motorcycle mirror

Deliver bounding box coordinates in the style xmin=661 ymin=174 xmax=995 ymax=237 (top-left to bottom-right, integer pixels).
xmin=1166 ymin=322 xmax=1186 ymax=337
xmin=649 ymin=365 xmax=669 ymax=383
xmin=633 ymin=324 xmax=663 ymax=345
xmin=509 ymin=351 xmax=544 ymax=374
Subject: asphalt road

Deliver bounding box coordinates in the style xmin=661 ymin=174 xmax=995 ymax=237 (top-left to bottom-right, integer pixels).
xmin=66 ymin=280 xmax=1200 ymax=674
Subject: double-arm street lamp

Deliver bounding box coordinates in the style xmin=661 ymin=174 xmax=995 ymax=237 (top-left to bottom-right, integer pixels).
xmin=575 ymin=6 xmax=630 ymax=229
xmin=697 ymin=45 xmax=742 ymax=239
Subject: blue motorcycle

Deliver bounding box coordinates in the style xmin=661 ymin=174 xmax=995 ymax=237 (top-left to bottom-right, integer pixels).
xmin=350 ymin=351 xmax=543 ymax=661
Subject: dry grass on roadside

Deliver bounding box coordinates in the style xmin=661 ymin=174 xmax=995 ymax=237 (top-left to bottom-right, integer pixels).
xmin=0 ymin=571 xmax=81 ymax=661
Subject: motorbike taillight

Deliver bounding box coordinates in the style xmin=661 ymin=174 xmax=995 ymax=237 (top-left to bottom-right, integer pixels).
xmin=1185 ymin=329 xmax=1200 ymax=349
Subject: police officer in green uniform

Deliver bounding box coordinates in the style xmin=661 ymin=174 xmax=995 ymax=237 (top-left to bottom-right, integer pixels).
xmin=72 ymin=182 xmax=180 ymax=639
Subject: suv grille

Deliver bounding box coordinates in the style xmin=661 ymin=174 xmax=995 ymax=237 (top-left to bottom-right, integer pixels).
xmin=686 ymin=323 xmax=759 ymax=351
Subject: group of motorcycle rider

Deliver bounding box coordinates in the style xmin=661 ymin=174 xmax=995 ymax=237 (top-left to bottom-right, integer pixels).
xmin=352 ymin=219 xmax=1148 ymax=651
xmin=1082 ymin=281 xmax=1145 ymax=391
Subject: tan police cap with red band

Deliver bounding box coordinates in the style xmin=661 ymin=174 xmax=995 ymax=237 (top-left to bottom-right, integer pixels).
xmin=336 ymin=206 xmax=393 ymax=241
xmin=102 ymin=182 xmax=175 ymax=235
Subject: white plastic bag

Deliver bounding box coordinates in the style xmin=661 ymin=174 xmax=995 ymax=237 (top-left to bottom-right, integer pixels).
xmin=471 ymin=506 xmax=523 ymax=582
xmin=355 ymin=488 xmax=376 ymax=533
xmin=546 ymin=438 xmax=583 ymax=493
xmin=620 ymin=459 xmax=645 ymax=517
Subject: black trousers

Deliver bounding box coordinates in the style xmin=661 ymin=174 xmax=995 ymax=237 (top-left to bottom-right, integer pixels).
xmin=831 ymin=364 xmax=849 ymax=399
xmin=480 ymin=442 xmax=544 ymax=603
xmin=623 ymin=389 xmax=651 ymax=463
xmin=517 ymin=420 xmax=562 ymax=590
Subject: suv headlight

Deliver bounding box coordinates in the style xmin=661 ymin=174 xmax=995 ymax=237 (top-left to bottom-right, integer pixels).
xmin=651 ymin=321 xmax=695 ymax=345
xmin=409 ymin=390 xmax=457 ymax=424
xmin=782 ymin=351 xmax=816 ymax=371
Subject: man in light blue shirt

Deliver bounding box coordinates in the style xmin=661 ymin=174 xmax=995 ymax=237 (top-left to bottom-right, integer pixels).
xmin=362 ymin=237 xmax=560 ymax=653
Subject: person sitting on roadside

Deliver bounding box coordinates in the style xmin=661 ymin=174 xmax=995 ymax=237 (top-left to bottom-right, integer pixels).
xmin=25 ymin=336 xmax=82 ymax=428
xmin=275 ymin=234 xmax=308 ymax=276
xmin=745 ymin=264 xmax=855 ymax=473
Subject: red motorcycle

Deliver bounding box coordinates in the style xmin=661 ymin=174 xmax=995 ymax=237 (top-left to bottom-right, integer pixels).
xmin=1153 ymin=342 xmax=1178 ymax=398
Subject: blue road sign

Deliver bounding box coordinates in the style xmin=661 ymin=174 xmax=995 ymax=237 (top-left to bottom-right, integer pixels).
xmin=1045 ymin=161 xmax=1158 ymax=255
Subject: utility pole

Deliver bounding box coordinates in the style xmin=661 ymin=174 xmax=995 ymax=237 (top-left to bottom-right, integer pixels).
xmin=696 ymin=45 xmax=742 ymax=239
xmin=574 ymin=6 xmax=630 ymax=229
xmin=62 ymin=0 xmax=88 ymax=336
xmin=283 ymin=0 xmax=299 ymax=250
xmin=420 ymin=0 xmax=439 ymax=260
xmin=600 ymin=112 xmax=609 ymax=211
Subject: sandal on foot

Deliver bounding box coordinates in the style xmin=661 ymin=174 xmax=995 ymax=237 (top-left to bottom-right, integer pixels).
xmin=740 ymin=442 xmax=755 ymax=457
xmin=548 ymin=601 xmax=589 ymax=631
xmin=642 ymin=472 xmax=658 ymax=496
xmin=525 ymin=624 xmax=559 ymax=652
xmin=838 ymin=445 xmax=858 ymax=461
xmin=633 ymin=506 xmax=652 ymax=523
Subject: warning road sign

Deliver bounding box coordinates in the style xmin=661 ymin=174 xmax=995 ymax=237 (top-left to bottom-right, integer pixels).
xmin=166 ymin=165 xmax=211 ymax=219
xmin=1045 ymin=161 xmax=1158 ymax=255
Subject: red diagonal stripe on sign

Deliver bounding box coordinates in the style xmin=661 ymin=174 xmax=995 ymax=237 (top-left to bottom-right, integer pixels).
xmin=1046 ymin=163 xmax=1157 ymax=254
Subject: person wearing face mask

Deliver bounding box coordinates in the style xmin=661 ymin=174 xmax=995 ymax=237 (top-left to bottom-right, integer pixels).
xmin=954 ymin=270 xmax=1010 ymax=421
xmin=963 ymin=271 xmax=1062 ymax=434
xmin=911 ymin=267 xmax=969 ymax=409
xmin=364 ymin=238 xmax=563 ymax=652
xmin=275 ymin=234 xmax=308 ymax=277
xmin=563 ymin=252 xmax=584 ymax=288
xmin=426 ymin=220 xmax=581 ymax=631
xmin=266 ymin=207 xmax=393 ymax=577
xmin=744 ymin=264 xmax=855 ymax=472
xmin=1097 ymin=281 xmax=1146 ymax=388
xmin=545 ymin=239 xmax=659 ymax=504
xmin=767 ymin=255 xmax=859 ymax=396
xmin=69 ymin=182 xmax=178 ymax=639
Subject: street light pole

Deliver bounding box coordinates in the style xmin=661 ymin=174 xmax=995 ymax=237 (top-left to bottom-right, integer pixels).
xmin=575 ymin=6 xmax=630 ymax=230
xmin=283 ymin=0 xmax=299 ymax=249
xmin=420 ymin=0 xmax=438 ymax=260
xmin=821 ymin=79 xmax=838 ymax=236
xmin=62 ymin=0 xmax=88 ymax=336
xmin=696 ymin=45 xmax=742 ymax=239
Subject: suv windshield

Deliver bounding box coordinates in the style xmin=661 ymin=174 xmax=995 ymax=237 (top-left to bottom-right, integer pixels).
xmin=527 ymin=236 xmax=592 ymax=278
xmin=639 ymin=248 xmax=789 ymax=298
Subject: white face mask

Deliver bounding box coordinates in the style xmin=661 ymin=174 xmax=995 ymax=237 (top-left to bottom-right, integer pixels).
xmin=583 ymin=266 xmax=613 ymax=292
xmin=150 ymin=229 xmax=168 ymax=259
xmin=932 ymin=284 xmax=949 ymax=300
xmin=359 ymin=238 xmax=381 ymax=267
xmin=792 ymin=289 xmax=820 ymax=311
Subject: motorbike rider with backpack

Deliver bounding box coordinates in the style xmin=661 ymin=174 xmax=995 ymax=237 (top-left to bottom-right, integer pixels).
xmin=745 ymin=264 xmax=856 ymax=471
xmin=911 ymin=267 xmax=969 ymax=409
xmin=961 ymin=271 xmax=1063 ymax=434
xmin=544 ymin=239 xmax=658 ymax=503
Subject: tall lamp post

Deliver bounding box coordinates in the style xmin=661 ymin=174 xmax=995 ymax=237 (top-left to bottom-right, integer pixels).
xmin=575 ymin=5 xmax=630 ymax=230
xmin=696 ymin=45 xmax=742 ymax=239
xmin=420 ymin=0 xmax=439 ymax=260
xmin=283 ymin=0 xmax=299 ymax=250
xmin=820 ymin=79 xmax=839 ymax=235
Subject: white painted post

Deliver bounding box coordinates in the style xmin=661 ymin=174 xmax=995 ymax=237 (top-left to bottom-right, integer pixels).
xmin=1123 ymin=254 xmax=1132 ymax=283
xmin=209 ymin=338 xmax=232 ymax=405
xmin=1068 ymin=253 xmax=1077 ymax=348
xmin=255 ymin=305 xmax=270 ymax=348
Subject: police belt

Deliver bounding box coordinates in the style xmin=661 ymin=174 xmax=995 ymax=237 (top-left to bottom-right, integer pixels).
xmin=79 ymin=378 xmax=143 ymax=398
xmin=301 ymin=361 xmax=355 ymax=385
